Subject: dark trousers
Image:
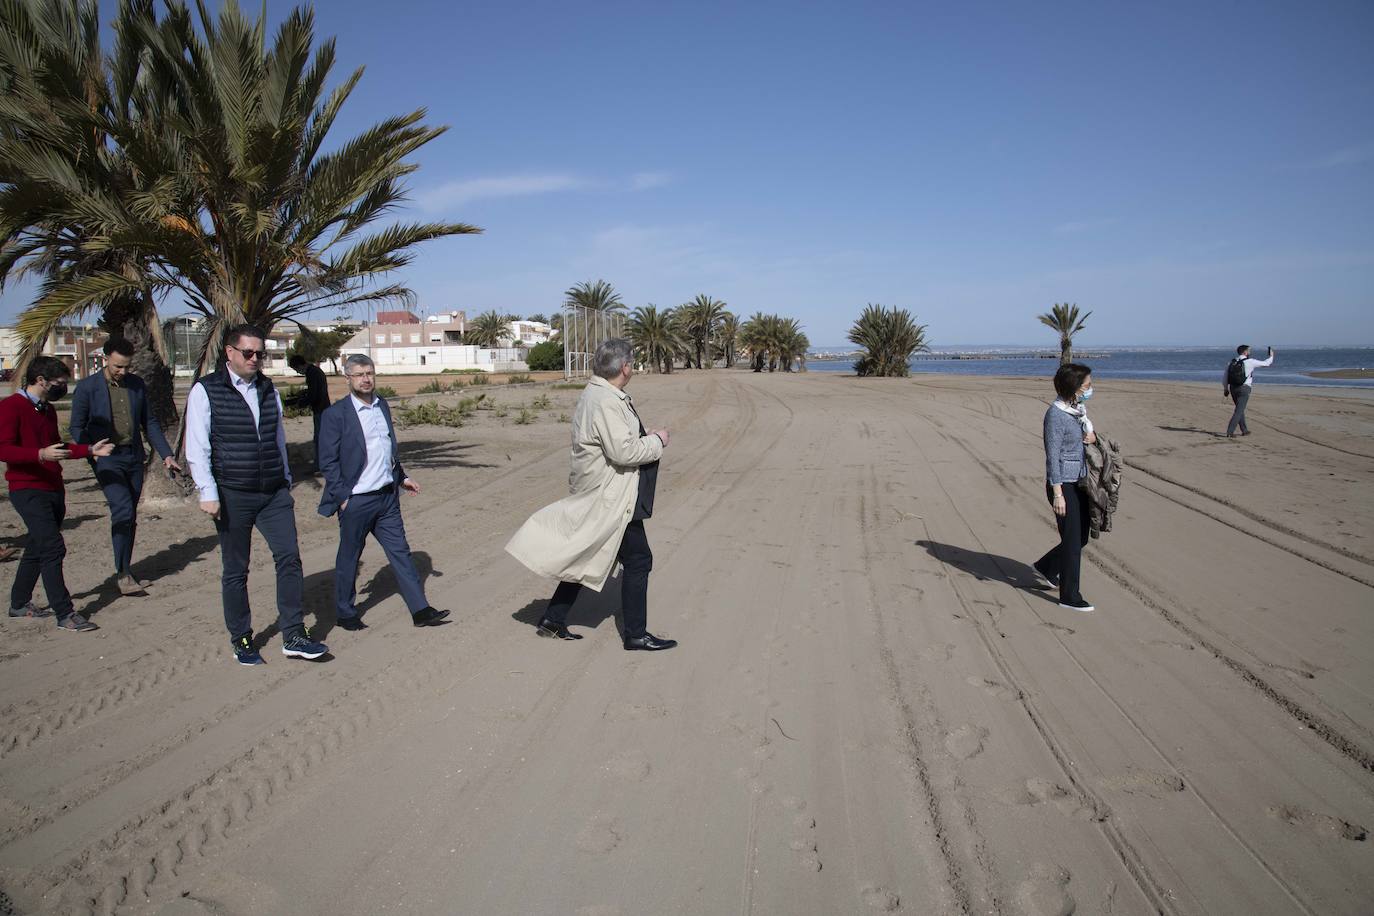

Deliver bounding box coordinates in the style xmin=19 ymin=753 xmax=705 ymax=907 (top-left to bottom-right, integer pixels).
xmin=10 ymin=488 xmax=75 ymax=619
xmin=94 ymin=449 xmax=145 ymax=575
xmin=1037 ymin=482 xmax=1091 ymax=604
xmin=335 ymin=486 xmax=427 ymax=618
xmin=214 ymin=486 xmax=305 ymax=642
xmin=1226 ymin=386 xmax=1251 ymax=436
xmin=310 ymin=411 xmax=323 ymax=467
xmin=545 ymin=520 xmax=653 ymax=639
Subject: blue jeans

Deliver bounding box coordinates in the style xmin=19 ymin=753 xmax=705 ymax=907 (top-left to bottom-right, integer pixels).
xmin=94 ymin=448 xmax=145 ymax=574
xmin=334 ymin=486 xmax=428 ymax=619
xmin=214 ymin=486 xmax=305 ymax=641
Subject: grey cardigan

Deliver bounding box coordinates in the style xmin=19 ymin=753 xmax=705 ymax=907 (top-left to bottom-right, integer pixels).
xmin=1044 ymin=403 xmax=1086 ymax=485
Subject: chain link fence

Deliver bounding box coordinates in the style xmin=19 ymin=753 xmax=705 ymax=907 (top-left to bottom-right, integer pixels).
xmin=561 ymin=306 xmax=626 ymax=378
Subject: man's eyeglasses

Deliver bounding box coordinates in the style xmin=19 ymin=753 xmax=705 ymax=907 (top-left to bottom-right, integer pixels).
xmin=347 ymin=371 xmax=375 ymax=379
xmin=229 ymin=345 xmax=266 ymax=361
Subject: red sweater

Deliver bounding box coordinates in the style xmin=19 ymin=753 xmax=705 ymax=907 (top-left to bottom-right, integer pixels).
xmin=0 ymin=391 xmax=92 ymax=492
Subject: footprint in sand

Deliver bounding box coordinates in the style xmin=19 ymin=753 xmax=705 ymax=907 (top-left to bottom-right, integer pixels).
xmin=1015 ymin=863 xmax=1075 ymax=916
xmin=602 ymin=700 xmax=668 ymax=721
xmin=1146 ymin=639 xmax=1194 ymax=651
xmin=576 ymin=815 xmax=623 ymax=854
xmin=1040 ymin=621 xmax=1075 ymax=635
xmin=1098 ymin=770 xmax=1185 ymax=798
xmin=999 ymin=778 xmax=1105 ymax=822
xmin=781 ymin=797 xmax=821 ymax=871
xmin=860 ymin=885 xmax=901 ymax=911
xmin=918 ymin=643 xmax=955 ymax=662
xmin=944 ymin=725 xmax=988 ymax=760
xmin=965 ymin=676 xmax=1021 ymax=701
xmin=601 ymin=750 xmax=650 ymax=781
xmin=1267 ymin=805 xmax=1367 ymax=842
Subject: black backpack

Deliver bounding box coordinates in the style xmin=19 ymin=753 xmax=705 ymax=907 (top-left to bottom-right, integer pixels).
xmin=1226 ymin=357 xmax=1247 ymax=389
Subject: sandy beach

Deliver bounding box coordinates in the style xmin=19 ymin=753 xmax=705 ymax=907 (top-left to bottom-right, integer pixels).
xmin=1 ymin=371 xmax=1371 ymax=915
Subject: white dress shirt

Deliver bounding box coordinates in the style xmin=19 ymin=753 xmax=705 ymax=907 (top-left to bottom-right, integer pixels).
xmin=185 ymin=371 xmax=291 ymax=501
xmin=350 ymin=394 xmax=395 ymax=495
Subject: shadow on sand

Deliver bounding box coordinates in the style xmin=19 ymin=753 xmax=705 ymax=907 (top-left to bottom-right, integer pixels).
xmin=510 ymin=574 xmax=625 ymax=638
xmin=916 ymin=539 xmax=1056 ymax=601
xmin=305 ymin=551 xmax=439 ymax=638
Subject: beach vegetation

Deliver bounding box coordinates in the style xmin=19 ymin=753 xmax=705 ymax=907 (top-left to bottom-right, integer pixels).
xmin=848 ymin=304 xmax=929 ymax=377
xmin=375 ymin=385 xmax=399 ymax=399
xmin=679 ymin=294 xmax=728 ymax=368
xmin=506 ymin=373 xmax=533 ymax=384
xmin=717 ymin=312 xmax=740 ymax=368
xmin=526 ymin=340 xmax=563 ymax=371
xmin=1037 ymin=303 xmax=1092 ymax=365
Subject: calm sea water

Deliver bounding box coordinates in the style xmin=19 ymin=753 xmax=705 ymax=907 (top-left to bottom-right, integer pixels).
xmin=805 ymin=347 xmax=1374 ymax=389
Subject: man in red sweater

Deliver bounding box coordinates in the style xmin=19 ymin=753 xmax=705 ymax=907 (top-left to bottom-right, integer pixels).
xmin=0 ymin=356 xmax=113 ymax=631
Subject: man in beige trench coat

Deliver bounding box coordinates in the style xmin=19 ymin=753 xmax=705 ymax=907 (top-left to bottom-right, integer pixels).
xmin=505 ymin=339 xmax=677 ymax=650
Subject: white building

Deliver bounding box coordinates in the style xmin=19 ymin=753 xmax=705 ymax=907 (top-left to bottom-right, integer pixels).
xmin=507 ymin=320 xmax=553 ymax=347
xmin=341 ymin=312 xmax=528 ymax=374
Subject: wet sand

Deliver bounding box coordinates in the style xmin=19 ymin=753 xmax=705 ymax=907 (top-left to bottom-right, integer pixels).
xmin=1 ymin=372 xmax=1371 ymax=915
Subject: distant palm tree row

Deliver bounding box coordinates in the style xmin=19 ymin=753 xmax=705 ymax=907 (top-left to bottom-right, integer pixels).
xmin=560 ymin=279 xmax=808 ymax=373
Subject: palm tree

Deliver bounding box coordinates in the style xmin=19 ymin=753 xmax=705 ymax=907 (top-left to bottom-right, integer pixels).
xmin=717 ymin=312 xmax=739 ymax=368
xmin=775 ymin=317 xmax=810 ymax=372
xmin=678 ymin=294 xmax=727 ymax=369
xmin=527 ymin=313 xmax=549 ymax=324
xmin=467 ymin=310 xmax=507 ymax=348
xmin=847 ymin=304 xmax=929 ymax=377
xmin=737 ymin=312 xmax=809 ymax=372
xmin=627 ymin=305 xmax=684 ymax=373
xmin=0 ymin=0 xmax=180 ymax=425
xmin=1037 ymin=303 xmax=1092 ymax=365
xmin=564 ymin=279 xmax=625 ymax=312
xmin=5 ymin=0 xmax=480 ymax=383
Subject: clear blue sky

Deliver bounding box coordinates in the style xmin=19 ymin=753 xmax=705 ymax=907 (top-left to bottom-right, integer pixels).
xmin=3 ymin=0 xmax=1371 ymax=347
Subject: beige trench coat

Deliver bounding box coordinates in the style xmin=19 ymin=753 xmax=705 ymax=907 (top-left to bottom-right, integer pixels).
xmin=505 ymin=375 xmax=664 ymax=591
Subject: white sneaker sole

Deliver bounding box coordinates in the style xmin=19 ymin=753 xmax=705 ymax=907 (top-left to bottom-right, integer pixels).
xmin=1058 ymin=602 xmax=1095 ymax=613
xmin=282 ymin=647 xmax=326 ymax=659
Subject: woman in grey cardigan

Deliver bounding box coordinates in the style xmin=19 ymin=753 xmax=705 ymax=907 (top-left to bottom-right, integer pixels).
xmin=1034 ymin=363 xmax=1097 ymax=612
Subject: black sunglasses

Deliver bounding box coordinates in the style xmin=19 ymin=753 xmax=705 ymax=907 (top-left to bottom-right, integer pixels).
xmin=229 ymin=345 xmax=266 ymax=360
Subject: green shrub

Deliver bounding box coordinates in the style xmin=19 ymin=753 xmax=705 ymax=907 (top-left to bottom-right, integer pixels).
xmin=441 ymin=368 xmax=488 ymax=374
xmin=529 ymin=394 xmax=551 ymax=410
xmin=376 ymin=385 xmax=398 ymax=399
xmin=505 ymin=373 xmax=533 ymax=385
xmin=280 ymin=383 xmax=311 ymax=418
xmin=551 ymin=382 xmax=583 ymax=390
xmin=526 ymin=340 xmax=563 ymax=371
xmin=395 ymin=401 xmax=465 ymax=428
xmin=514 ymin=408 xmax=536 ymax=425
xmin=493 ymin=406 xmax=509 ymax=418
xmin=417 ymin=379 xmax=444 ymax=394
xmin=466 ymin=373 xmax=489 ymax=385
xmin=557 ymin=412 xmax=570 ymax=422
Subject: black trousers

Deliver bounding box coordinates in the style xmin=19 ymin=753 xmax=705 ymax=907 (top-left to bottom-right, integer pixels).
xmin=545 ymin=520 xmax=653 ymax=639
xmin=214 ymin=486 xmax=305 ymax=642
xmin=1036 ymin=482 xmax=1091 ymax=604
xmin=10 ymin=488 xmax=75 ymax=619
xmin=1226 ymin=386 xmax=1251 ymax=436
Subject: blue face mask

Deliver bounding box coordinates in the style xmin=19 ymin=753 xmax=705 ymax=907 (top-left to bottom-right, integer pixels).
xmin=1079 ymin=387 xmax=1094 ymax=401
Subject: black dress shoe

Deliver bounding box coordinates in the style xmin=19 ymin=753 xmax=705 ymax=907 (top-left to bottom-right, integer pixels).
xmin=412 ymin=607 xmax=451 ymax=627
xmin=335 ymin=615 xmax=368 ymax=631
xmin=536 ymin=619 xmax=583 ymax=640
xmin=623 ymin=632 xmax=677 ymax=651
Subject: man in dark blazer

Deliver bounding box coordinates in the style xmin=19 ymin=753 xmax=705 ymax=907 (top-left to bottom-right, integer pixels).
xmin=69 ymin=337 xmax=181 ymax=596
xmin=317 ymin=354 xmax=449 ymax=630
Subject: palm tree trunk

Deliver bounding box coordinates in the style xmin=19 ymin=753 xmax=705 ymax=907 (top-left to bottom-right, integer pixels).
xmin=1060 ymin=336 xmax=1072 ymax=365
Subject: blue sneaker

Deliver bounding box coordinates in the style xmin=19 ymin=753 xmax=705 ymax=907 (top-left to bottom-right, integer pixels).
xmin=282 ymin=632 xmax=328 ymax=660
xmin=233 ymin=633 xmax=265 ymax=666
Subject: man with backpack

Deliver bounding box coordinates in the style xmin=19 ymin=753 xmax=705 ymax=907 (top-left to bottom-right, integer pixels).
xmin=1224 ymin=344 xmax=1275 ymax=437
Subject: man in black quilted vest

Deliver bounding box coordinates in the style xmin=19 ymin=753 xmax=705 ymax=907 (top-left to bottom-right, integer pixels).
xmin=185 ymin=325 xmax=328 ymax=665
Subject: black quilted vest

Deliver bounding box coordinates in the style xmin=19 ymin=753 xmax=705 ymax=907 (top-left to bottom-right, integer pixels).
xmin=195 ymin=368 xmax=286 ymax=493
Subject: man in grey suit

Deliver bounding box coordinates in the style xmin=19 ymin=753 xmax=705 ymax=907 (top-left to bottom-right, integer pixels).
xmin=69 ymin=337 xmax=182 ymax=596
xmin=317 ymin=354 xmax=449 ymax=631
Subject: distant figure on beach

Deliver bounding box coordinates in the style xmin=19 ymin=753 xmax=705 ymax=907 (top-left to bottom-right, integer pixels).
xmin=1223 ymin=344 xmax=1275 ymax=438
xmin=185 ymin=325 xmax=328 ymax=665
xmin=316 ymin=354 xmax=449 ymax=631
xmin=285 ymin=353 xmax=331 ymax=468
xmin=506 ymin=338 xmax=677 ymax=650
xmin=69 ymin=337 xmax=182 ymax=597
xmin=1034 ymin=363 xmax=1097 ymax=613
xmin=0 ymin=356 xmax=114 ymax=630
